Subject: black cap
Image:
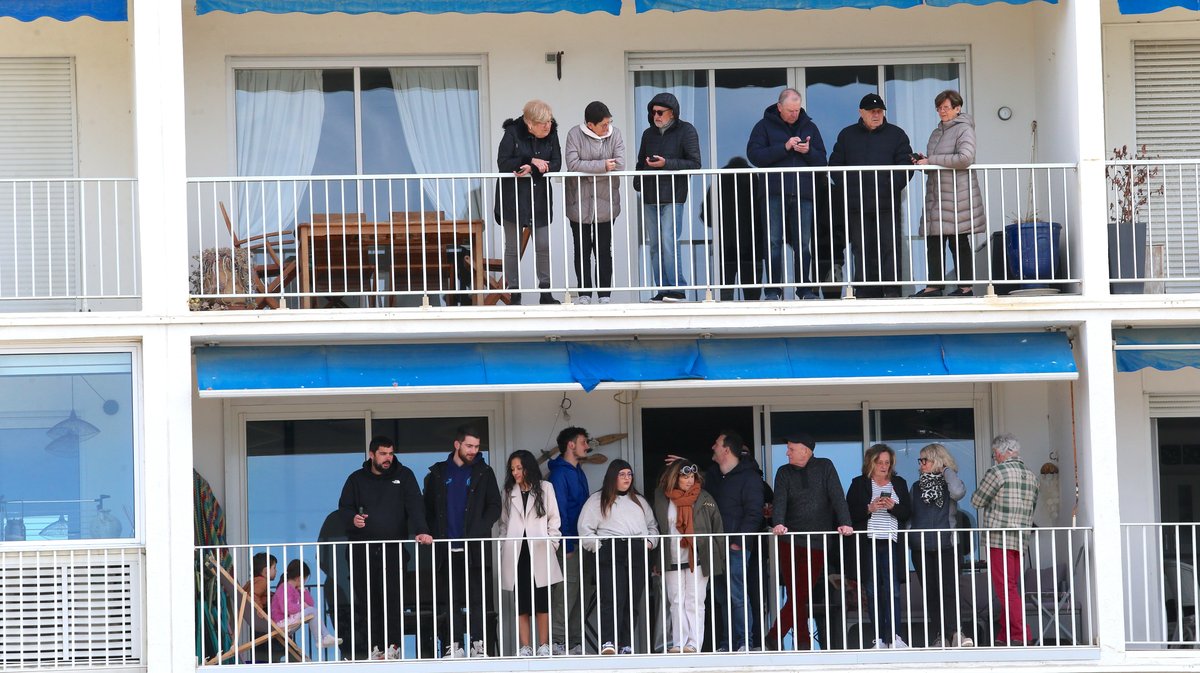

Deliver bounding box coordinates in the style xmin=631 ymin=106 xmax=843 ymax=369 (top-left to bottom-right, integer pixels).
xmin=859 ymin=93 xmax=886 ymax=111
xmin=779 ymin=432 xmax=816 ymax=450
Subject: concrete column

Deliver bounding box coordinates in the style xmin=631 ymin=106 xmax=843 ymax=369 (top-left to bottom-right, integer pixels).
xmin=1076 ymin=318 xmax=1126 ymax=657
xmin=1069 ymin=0 xmax=1112 ymax=298
xmin=132 ymin=0 xmax=188 ymax=317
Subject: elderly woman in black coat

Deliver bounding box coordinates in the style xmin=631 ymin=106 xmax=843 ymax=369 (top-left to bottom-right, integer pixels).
xmin=495 ymin=99 xmax=562 ymax=305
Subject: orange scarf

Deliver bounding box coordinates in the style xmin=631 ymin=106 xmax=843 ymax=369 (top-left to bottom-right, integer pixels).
xmin=666 ymin=483 xmax=701 ymax=570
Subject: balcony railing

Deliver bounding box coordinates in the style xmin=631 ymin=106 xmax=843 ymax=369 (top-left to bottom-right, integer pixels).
xmin=0 ymin=179 xmax=140 ymax=311
xmin=0 ymin=544 xmax=144 ymax=670
xmin=195 ymin=526 xmax=1093 ymax=665
xmin=1106 ymin=159 xmax=1200 ymax=294
xmin=1122 ymin=522 xmax=1199 ymax=649
xmin=187 ymin=164 xmax=1076 ymax=310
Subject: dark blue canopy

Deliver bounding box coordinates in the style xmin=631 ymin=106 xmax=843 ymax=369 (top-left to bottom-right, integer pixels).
xmin=195 ymin=332 xmax=1076 ymax=396
xmin=196 ymin=0 xmax=621 ymax=15
xmin=1 ymin=0 xmax=126 ymax=21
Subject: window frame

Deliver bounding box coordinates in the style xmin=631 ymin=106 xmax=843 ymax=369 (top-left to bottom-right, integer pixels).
xmin=0 ymin=345 xmax=143 ymax=549
xmin=224 ymin=55 xmax=492 ymax=178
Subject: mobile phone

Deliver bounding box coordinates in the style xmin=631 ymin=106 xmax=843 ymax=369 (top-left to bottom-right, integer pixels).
xmin=910 ymin=153 xmax=925 ymax=162
xmin=880 ymin=491 xmax=892 ymax=499
xmin=358 ymin=507 xmax=366 ymax=515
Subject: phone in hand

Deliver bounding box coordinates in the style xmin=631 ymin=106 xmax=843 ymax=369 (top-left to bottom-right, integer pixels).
xmin=880 ymin=491 xmax=892 ymax=499
xmin=910 ymin=153 xmax=925 ymax=162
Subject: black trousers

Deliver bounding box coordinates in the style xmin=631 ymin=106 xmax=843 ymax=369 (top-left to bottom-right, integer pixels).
xmin=349 ymin=541 xmax=406 ymax=658
xmin=436 ymin=542 xmax=492 ymax=650
xmin=913 ymin=546 xmax=961 ymax=641
xmin=596 ymin=539 xmax=648 ymax=651
xmin=925 ymin=233 xmax=975 ymax=289
xmin=570 ymin=220 xmax=613 ymax=298
xmin=847 ymin=198 xmax=901 ymax=298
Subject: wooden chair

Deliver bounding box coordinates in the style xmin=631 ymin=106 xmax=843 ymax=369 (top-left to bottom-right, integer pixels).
xmin=468 ymin=226 xmax=532 ymax=305
xmin=204 ymin=558 xmax=311 ymax=665
xmin=218 ymin=202 xmax=298 ymax=309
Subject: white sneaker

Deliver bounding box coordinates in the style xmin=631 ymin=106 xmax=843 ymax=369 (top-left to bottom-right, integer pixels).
xmin=931 ymin=635 xmax=944 ymax=648
xmin=385 ymin=644 xmax=400 ymax=660
xmin=536 ymin=644 xmax=551 ymax=656
xmin=518 ymin=645 xmax=533 ymax=657
xmin=872 ymin=638 xmax=889 ymax=649
xmin=600 ymin=642 xmax=617 ymax=655
xmin=368 ymin=647 xmax=385 ymax=661
xmin=552 ymin=642 xmax=565 ymax=655
xmin=469 ymin=640 xmax=488 ymax=658
xmin=891 ymin=635 xmax=909 ymax=649
xmin=599 ymin=296 xmax=612 ymax=304
xmin=443 ymin=642 xmax=465 ymax=658
xmin=733 ymin=645 xmax=747 ymax=652
xmin=619 ymin=646 xmax=633 ymax=654
xmin=321 ymin=634 xmax=342 ymax=648
xmin=952 ymin=631 xmax=975 ymax=647
xmin=569 ymin=644 xmax=584 ymax=655
xmin=577 ymin=295 xmax=592 ymax=305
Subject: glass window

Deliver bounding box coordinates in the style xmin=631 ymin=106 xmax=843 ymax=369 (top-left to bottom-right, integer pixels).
xmin=804 ymin=65 xmax=879 ymax=141
xmin=372 ymin=416 xmax=491 ymax=485
xmin=0 ymin=352 xmax=136 ymax=542
xmin=768 ymin=410 xmax=865 ymax=494
xmin=715 ymin=68 xmax=788 ymax=167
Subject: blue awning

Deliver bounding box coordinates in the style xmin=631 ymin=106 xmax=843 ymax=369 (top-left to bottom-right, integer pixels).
xmin=1117 ymin=0 xmax=1199 ymax=13
xmin=1 ymin=0 xmax=127 ymax=21
xmin=1115 ymin=328 xmax=1200 ymax=372
xmin=196 ymin=0 xmax=621 ymax=15
xmin=633 ymin=0 xmax=1052 ymax=11
xmin=195 ymin=332 xmax=1076 ymax=397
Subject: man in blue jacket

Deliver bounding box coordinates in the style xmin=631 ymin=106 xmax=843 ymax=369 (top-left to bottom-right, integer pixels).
xmin=747 ymin=88 xmax=827 ymax=300
xmin=547 ymin=426 xmax=592 ymax=654
xmin=705 ymin=431 xmax=765 ymax=651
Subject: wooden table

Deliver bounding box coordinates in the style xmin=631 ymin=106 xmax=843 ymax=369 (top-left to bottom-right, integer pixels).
xmin=297 ymin=212 xmax=486 ymax=308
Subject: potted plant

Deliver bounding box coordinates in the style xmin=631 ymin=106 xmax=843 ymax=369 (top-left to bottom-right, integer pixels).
xmin=1108 ymin=144 xmax=1162 ymax=293
xmin=188 ymin=247 xmax=254 ymax=310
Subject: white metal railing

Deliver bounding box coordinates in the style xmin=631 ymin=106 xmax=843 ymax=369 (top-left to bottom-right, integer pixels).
xmin=187 ymin=164 xmax=1076 ymax=310
xmin=0 ymin=179 xmax=140 ymax=310
xmin=1106 ymin=159 xmax=1200 ymax=293
xmin=194 ymin=526 xmax=1092 ymax=665
xmin=0 ymin=545 xmax=144 ymax=670
xmin=1122 ymin=522 xmax=1199 ymax=649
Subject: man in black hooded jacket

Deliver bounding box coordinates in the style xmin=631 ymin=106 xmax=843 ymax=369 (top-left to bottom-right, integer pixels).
xmin=636 ymin=92 xmax=702 ymax=302
xmin=338 ymin=435 xmax=433 ymax=659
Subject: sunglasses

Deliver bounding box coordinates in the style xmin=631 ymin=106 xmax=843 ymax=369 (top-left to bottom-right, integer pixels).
xmin=651 ymin=108 xmax=670 ymax=117
xmin=918 ymin=457 xmax=931 ymax=464
xmin=679 ymin=464 xmax=699 ymax=476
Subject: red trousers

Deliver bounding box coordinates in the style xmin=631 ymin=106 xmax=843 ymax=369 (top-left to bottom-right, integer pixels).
xmin=989 ymin=547 xmax=1029 ymax=644
xmin=767 ymin=543 xmax=824 ymax=649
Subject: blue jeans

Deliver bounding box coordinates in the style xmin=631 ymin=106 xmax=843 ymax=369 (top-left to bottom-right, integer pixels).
xmin=643 ymin=202 xmax=688 ymax=288
xmin=868 ymin=540 xmax=903 ymax=644
xmin=765 ymin=195 xmax=813 ymax=296
xmin=716 ymin=542 xmax=752 ymax=649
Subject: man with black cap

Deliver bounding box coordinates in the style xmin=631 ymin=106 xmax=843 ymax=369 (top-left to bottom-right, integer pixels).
xmin=828 ymin=93 xmax=914 ymax=298
xmin=765 ymin=432 xmax=852 ymax=651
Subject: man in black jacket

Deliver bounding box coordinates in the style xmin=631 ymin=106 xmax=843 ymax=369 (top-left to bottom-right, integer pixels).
xmin=423 ymin=425 xmax=501 ymax=658
xmin=828 ymin=93 xmax=914 ymax=298
xmin=705 ymin=431 xmax=765 ymax=651
xmin=338 ymin=435 xmax=433 ymax=660
xmin=636 ymin=92 xmax=702 ymax=302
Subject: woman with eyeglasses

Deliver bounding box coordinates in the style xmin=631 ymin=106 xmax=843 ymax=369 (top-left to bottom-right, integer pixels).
xmin=846 ymin=443 xmax=912 ymax=649
xmin=909 ymin=443 xmax=973 ymax=648
xmin=577 ymin=459 xmax=659 ymax=655
xmin=498 ymin=450 xmax=564 ymax=657
xmin=652 ymin=459 xmax=724 ymax=653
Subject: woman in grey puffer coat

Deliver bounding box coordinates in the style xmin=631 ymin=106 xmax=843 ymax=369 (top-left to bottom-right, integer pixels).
xmin=913 ymin=90 xmax=985 ymax=298
xmin=564 ymin=101 xmax=624 ymax=304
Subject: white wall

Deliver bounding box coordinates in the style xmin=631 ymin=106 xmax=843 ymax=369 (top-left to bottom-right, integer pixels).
xmin=0 ymin=18 xmax=135 ymax=176
xmin=182 ymin=3 xmax=1068 ymax=176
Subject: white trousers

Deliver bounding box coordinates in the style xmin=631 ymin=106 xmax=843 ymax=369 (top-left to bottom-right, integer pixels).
xmin=663 ymin=567 xmax=708 ymax=650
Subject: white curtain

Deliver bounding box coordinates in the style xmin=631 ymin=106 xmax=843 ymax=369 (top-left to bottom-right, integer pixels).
xmin=635 ymin=70 xmax=698 ymax=135
xmin=886 ymin=64 xmax=959 ymax=160
xmin=389 ymin=66 xmax=481 ymax=219
xmin=235 ymin=69 xmax=325 ymax=238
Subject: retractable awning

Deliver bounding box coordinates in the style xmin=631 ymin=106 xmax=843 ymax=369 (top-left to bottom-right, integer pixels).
xmin=633 ymin=0 xmax=1054 ymax=11
xmin=1117 ymin=0 xmax=1199 ymax=13
xmin=1 ymin=0 xmax=127 ymax=21
xmin=1114 ymin=328 xmax=1200 ymax=372
xmin=195 ymin=331 xmax=1076 ymax=397
xmin=196 ymin=0 xmax=622 ymax=15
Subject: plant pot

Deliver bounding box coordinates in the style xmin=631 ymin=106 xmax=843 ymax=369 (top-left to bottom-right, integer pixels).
xmin=1004 ymin=221 xmax=1062 ymax=290
xmin=1108 ymin=219 xmax=1146 ymax=294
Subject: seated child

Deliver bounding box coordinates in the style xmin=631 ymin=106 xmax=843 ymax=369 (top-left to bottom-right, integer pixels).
xmin=270 ymin=559 xmax=341 ymax=649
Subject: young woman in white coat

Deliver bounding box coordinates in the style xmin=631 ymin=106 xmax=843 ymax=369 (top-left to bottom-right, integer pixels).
xmin=498 ymin=449 xmax=564 ymax=657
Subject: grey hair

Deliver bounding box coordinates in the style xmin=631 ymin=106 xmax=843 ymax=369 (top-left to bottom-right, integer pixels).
xmin=991 ymin=433 xmax=1021 ymax=457
xmin=919 ymin=443 xmax=958 ymax=472
xmin=778 ymin=88 xmax=802 ymax=105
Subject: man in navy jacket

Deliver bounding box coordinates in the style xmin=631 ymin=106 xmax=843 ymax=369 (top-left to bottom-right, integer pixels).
xmin=747 ymin=88 xmax=828 ymax=300
xmin=547 ymin=426 xmax=592 ymax=654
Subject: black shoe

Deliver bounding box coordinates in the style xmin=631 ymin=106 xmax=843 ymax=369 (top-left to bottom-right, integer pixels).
xmin=663 ymin=291 xmax=686 ymax=302
xmin=946 ymin=287 xmax=973 ymax=297
xmin=539 ymin=292 xmax=561 ymax=305
xmin=910 ymin=287 xmax=943 ymax=298
xmin=505 ymin=291 xmax=522 ymax=305
xmin=650 ymin=292 xmax=668 ymax=302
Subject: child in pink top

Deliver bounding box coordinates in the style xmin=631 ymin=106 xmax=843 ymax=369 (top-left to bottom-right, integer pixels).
xmin=270 ymin=559 xmax=341 ymax=649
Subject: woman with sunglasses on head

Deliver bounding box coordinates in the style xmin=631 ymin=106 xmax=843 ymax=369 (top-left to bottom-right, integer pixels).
xmin=653 ymin=459 xmax=724 ymax=654
xmin=909 ymin=443 xmax=973 ymax=648
xmin=577 ymin=459 xmax=659 ymax=655
xmin=498 ymin=450 xmax=564 ymax=657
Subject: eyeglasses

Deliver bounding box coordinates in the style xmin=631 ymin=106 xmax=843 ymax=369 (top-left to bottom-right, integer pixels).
xmin=680 ymin=464 xmax=699 ymax=476
xmin=618 ymin=470 xmax=634 ymax=478
xmin=651 ymin=108 xmax=670 ymax=117
xmin=918 ymin=458 xmax=931 ymax=464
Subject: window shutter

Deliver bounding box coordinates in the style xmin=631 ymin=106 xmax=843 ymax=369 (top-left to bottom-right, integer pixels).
xmin=1134 ymin=41 xmax=1200 ymax=292
xmin=0 ymin=57 xmax=78 ymax=302
xmin=1147 ymin=394 xmax=1200 ymax=418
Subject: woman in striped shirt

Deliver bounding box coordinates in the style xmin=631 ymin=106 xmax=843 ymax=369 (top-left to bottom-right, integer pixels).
xmin=847 ymin=444 xmax=912 ymax=649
